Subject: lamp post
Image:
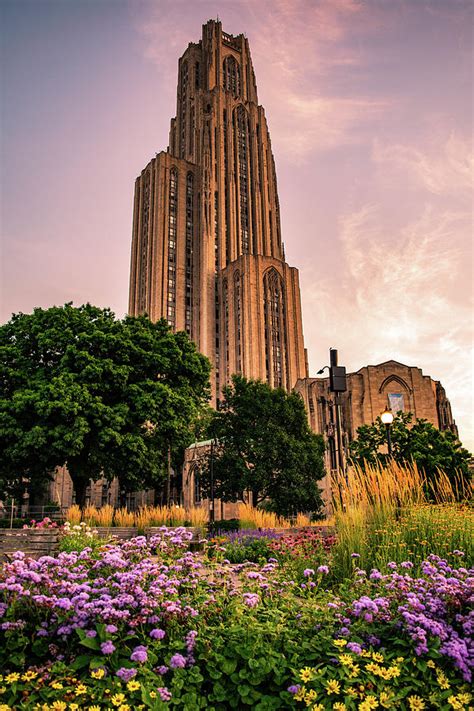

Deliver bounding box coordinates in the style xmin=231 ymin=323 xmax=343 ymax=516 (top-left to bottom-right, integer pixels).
xmin=209 ymin=439 xmax=215 ymax=523
xmin=381 ymin=408 xmax=394 ymax=456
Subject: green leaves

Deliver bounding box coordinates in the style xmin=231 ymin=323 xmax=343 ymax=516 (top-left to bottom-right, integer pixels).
xmin=200 ymin=376 xmax=325 ymax=517
xmin=349 ymin=412 xmax=471 ymax=493
xmin=0 ymin=304 xmax=211 ymax=503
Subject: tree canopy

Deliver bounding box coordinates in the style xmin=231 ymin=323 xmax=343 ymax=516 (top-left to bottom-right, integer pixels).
xmin=0 ymin=304 xmax=211 ymax=505
xmin=349 ymin=411 xmax=471 ymax=487
xmin=200 ymin=376 xmax=326 ymax=518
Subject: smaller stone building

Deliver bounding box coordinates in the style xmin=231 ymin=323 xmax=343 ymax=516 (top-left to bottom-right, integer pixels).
xmin=295 ymin=359 xmax=458 ymax=473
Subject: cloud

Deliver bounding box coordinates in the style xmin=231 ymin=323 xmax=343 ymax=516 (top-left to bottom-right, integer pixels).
xmin=132 ymin=0 xmax=389 ymax=159
xmin=302 ymin=203 xmax=473 ymax=443
xmin=372 ymin=133 xmax=473 ymax=197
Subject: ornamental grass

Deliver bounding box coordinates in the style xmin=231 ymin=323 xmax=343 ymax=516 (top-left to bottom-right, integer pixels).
xmin=331 ymin=462 xmax=473 ymax=580
xmin=113 ymin=507 xmax=135 ymax=527
xmin=65 ymin=504 xmax=81 ymax=525
xmin=237 ymin=502 xmax=291 ymax=529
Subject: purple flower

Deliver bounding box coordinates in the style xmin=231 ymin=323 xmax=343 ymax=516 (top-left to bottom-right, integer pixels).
xmin=130 ymin=645 xmax=148 ymax=663
xmin=85 ymin=630 xmax=97 ymax=638
xmin=150 ymin=628 xmax=166 ymax=640
xmin=317 ymin=565 xmax=329 ymax=575
xmin=303 ymin=568 xmax=315 ymax=577
xmin=351 ymin=553 xmax=361 ymax=559
xmin=158 ymin=687 xmax=172 ymax=701
xmin=347 ymin=642 xmax=363 ymax=654
xmin=116 ymin=667 xmax=137 ymax=682
xmin=156 ymin=665 xmax=168 ymax=675
xmin=105 ymin=624 xmax=118 ymax=633
xmin=100 ymin=641 xmax=115 ymax=655
xmin=288 ymin=685 xmax=301 ymax=694
xmin=169 ymin=653 xmax=187 ymax=669
xmin=243 ymin=593 xmax=259 ymax=608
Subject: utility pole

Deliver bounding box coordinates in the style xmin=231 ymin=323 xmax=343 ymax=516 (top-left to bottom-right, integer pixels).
xmin=329 ymin=348 xmax=347 ymax=474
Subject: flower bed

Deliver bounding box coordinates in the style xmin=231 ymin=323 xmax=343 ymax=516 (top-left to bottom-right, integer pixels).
xmin=0 ymin=518 xmax=472 ymax=710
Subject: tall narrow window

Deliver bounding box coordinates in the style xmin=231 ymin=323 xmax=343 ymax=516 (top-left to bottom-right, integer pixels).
xmin=180 ymin=61 xmax=188 ymax=158
xmin=167 ymin=168 xmax=178 ymax=328
xmin=263 ymin=269 xmax=287 ymax=388
xmin=185 ymin=172 xmax=194 ymax=335
xmin=223 ymin=109 xmax=230 ymax=264
xmin=214 ymin=191 xmax=220 ymax=390
xmin=223 ymin=278 xmax=229 ymax=380
xmin=138 ymin=172 xmax=151 ymax=313
xmin=234 ymin=271 xmax=242 ymax=373
xmin=234 ymin=105 xmax=250 ymax=254
xmin=223 ymin=56 xmax=241 ymax=96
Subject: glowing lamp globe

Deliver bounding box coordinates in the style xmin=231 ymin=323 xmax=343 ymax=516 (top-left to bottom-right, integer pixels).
xmin=381 ymin=409 xmax=394 ymax=425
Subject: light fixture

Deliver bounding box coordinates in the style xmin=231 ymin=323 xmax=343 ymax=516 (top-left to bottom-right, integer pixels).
xmin=381 ymin=408 xmax=394 ymax=425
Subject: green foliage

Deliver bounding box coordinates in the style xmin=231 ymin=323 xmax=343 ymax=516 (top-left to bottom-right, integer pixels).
xmin=223 ymin=536 xmax=272 ymax=564
xmin=201 ymin=376 xmax=326 ymax=518
xmin=0 ymin=303 xmax=211 ymax=504
xmin=349 ymin=412 xmax=471 ymax=488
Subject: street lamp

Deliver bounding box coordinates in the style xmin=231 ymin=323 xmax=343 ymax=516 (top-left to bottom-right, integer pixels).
xmin=381 ymin=408 xmax=394 ymax=456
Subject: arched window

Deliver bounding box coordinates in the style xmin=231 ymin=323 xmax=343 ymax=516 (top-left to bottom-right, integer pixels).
xmin=167 ymin=168 xmax=178 ymax=328
xmin=185 ymin=172 xmax=194 ymax=334
xmin=223 ymin=55 xmax=241 ymax=96
xmin=263 ymin=268 xmax=287 ymax=388
xmin=234 ymin=105 xmax=250 ymax=254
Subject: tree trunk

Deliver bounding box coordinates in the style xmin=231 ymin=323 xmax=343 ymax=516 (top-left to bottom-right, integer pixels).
xmin=73 ymin=478 xmax=88 ymax=508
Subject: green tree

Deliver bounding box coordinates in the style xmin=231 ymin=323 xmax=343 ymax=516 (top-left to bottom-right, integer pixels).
xmin=349 ymin=412 xmax=471 ymax=488
xmin=0 ymin=304 xmax=211 ymax=505
xmin=201 ymin=376 xmax=326 ymax=518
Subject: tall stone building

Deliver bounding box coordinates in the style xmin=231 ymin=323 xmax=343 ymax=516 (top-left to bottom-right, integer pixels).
xmin=129 ymin=19 xmax=308 ymax=400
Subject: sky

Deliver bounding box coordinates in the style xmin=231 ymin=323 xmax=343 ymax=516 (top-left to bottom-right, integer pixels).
xmin=1 ymin=0 xmax=473 ymax=449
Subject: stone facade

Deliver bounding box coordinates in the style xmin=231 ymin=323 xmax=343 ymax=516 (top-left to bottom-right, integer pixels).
xmin=295 ymin=360 xmax=458 ymax=473
xmin=128 ymin=19 xmax=308 ymax=401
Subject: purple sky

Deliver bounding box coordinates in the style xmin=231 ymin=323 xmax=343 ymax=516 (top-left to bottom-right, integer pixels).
xmin=1 ymin=0 xmax=473 ymax=449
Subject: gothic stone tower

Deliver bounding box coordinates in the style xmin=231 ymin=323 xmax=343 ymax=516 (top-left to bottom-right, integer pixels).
xmin=129 ymin=20 xmax=308 ymax=401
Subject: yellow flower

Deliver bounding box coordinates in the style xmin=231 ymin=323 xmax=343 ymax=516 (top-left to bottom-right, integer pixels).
xmin=447 ymin=697 xmax=464 ymax=710
xmin=69 ymin=705 xmax=79 ymax=711
xmin=89 ymin=707 xmax=101 ymax=711
xmin=437 ymin=672 xmax=450 ymax=689
xmin=361 ymin=650 xmax=372 ymax=658
xmin=334 ymin=639 xmax=348 ymax=648
xmin=366 ymin=663 xmax=380 ymax=674
xmin=339 ymin=654 xmax=353 ymax=666
xmin=359 ymin=696 xmax=379 ymax=710
xmin=349 ymin=664 xmax=360 ymax=678
xmin=5 ymin=674 xmax=19 ymax=684
xmin=51 ymin=681 xmax=63 ymax=689
xmin=426 ymin=660 xmax=436 ymax=668
xmin=118 ymin=706 xmax=131 ymax=711
xmin=126 ymin=680 xmax=140 ymax=692
xmin=333 ymin=704 xmax=347 ymax=710
xmin=347 ymin=687 xmax=359 ymax=697
xmin=295 ymin=687 xmax=307 ymax=702
xmin=0 ymin=705 xmax=11 ymax=711
xmin=310 ymin=706 xmax=324 ymax=711
xmin=299 ymin=667 xmax=316 ymax=683
xmin=387 ymin=666 xmax=400 ymax=679
xmin=74 ymin=684 xmax=87 ymax=696
xmin=149 ymin=691 xmax=157 ymax=699
xmin=111 ymin=695 xmax=126 ymax=707
xmin=457 ymin=693 xmax=472 ymax=705
xmin=325 ymin=679 xmax=341 ymax=695
xmin=372 ymin=652 xmax=384 ymax=663
xmin=51 ymin=704 xmax=67 ymax=711
xmin=91 ymin=668 xmax=105 ymax=679
xmin=21 ymin=671 xmax=38 ymax=682
xmin=304 ymin=689 xmax=317 ymax=705
xmin=407 ymin=696 xmax=426 ymax=711
xmin=379 ymin=691 xmax=393 ymax=708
